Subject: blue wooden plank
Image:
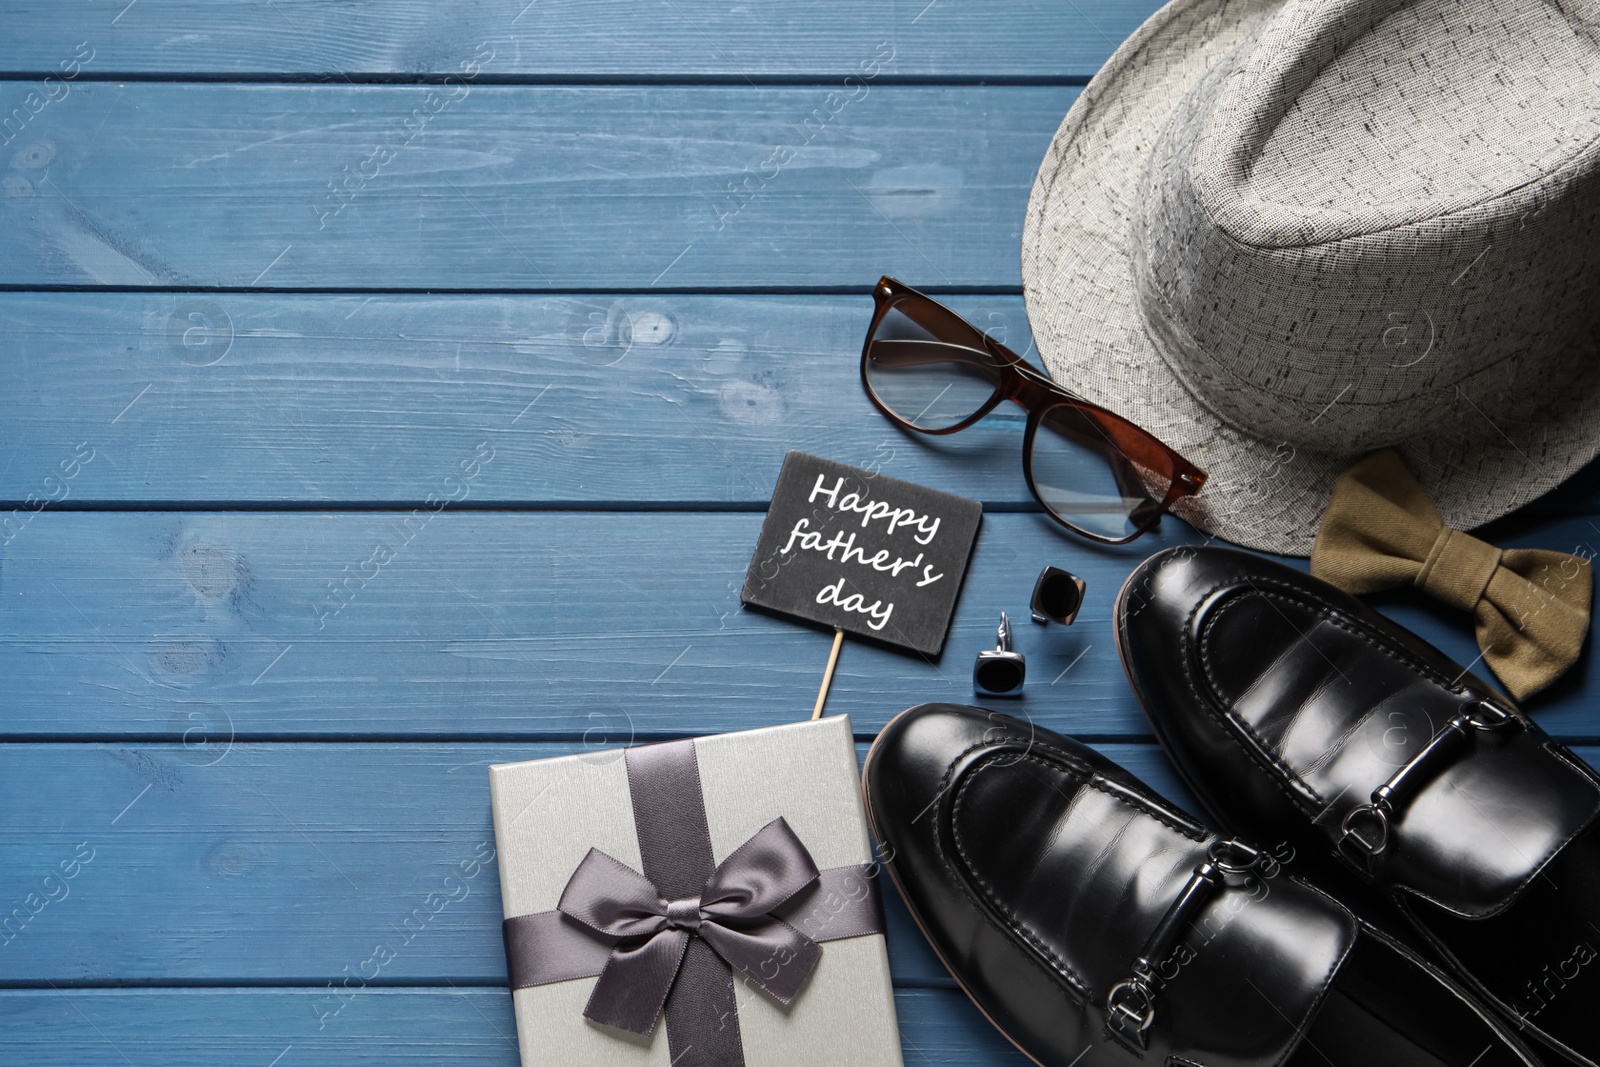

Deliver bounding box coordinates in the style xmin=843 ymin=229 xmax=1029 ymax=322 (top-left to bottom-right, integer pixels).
xmin=0 ymin=986 xmax=1030 ymax=1065
xmin=3 ymin=511 xmax=1597 ymax=740
xmin=5 ymin=292 xmax=1599 ymax=515
xmin=1 ymin=738 xmax=1593 ymax=989
xmin=0 ymin=739 xmax=1195 ymax=987
xmin=0 ymin=82 xmax=1071 ymax=288
xmin=0 ymin=292 xmax=1041 ymax=506
xmin=0 ymin=511 xmax=1189 ymax=740
xmin=0 ymin=0 xmax=1155 ymax=79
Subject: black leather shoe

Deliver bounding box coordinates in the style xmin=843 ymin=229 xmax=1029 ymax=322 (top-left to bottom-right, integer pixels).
xmin=1117 ymin=545 xmax=1600 ymax=1066
xmin=863 ymin=702 xmax=1542 ymax=1067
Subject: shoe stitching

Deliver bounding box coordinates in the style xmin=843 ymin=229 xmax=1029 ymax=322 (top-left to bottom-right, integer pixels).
xmin=944 ymin=758 xmax=1092 ymax=999
xmin=1192 ymin=590 xmax=1336 ymax=808
xmin=1549 ymin=740 xmax=1600 ymax=791
xmin=931 ymin=724 xmax=1371 ymax=1066
xmin=1193 ymin=577 xmax=1531 ymax=803
xmin=943 ymin=742 xmax=1366 ymax=1067
xmin=1172 ymin=874 xmax=1360 ymax=1067
xmin=1205 ymin=578 xmax=1513 ymax=703
xmin=1436 ymin=741 xmax=1600 ymax=917
xmin=1189 ymin=577 xmax=1600 ymax=919
xmin=943 ymin=745 xmax=1211 ymax=1001
xmin=1497 ymin=742 xmax=1600 ymax=905
xmin=1354 ymin=742 xmax=1600 ymax=920
xmin=1030 ymin=744 xmax=1210 ymax=841
xmin=1180 ymin=580 xmax=1326 ymax=812
xmin=936 ymin=739 xmax=1209 ymax=843
xmin=1116 ymin=560 xmax=1303 ymax=823
xmin=929 ymin=740 xmax=1094 ymax=1002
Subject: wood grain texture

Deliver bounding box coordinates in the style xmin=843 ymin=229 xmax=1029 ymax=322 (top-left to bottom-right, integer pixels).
xmin=0 ymin=0 xmax=1155 ymax=79
xmin=0 ymin=82 xmax=1072 ymax=288
xmin=4 ymin=510 xmax=1597 ymax=741
xmin=0 ymin=740 xmax=1196 ymax=989
xmin=5 ymin=3 xmax=1600 ymax=1063
xmin=0 ymin=986 xmax=1032 ymax=1064
xmin=0 ymin=292 xmax=1042 ymax=505
xmin=3 ymin=288 xmax=1595 ymax=511
xmin=4 ymin=737 xmax=1596 ymax=991
xmin=0 ymin=510 xmax=1193 ymax=740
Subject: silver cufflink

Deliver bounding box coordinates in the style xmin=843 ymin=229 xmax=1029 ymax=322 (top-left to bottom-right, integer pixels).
xmin=974 ymin=612 xmax=1026 ymax=697
xmin=1030 ymin=566 xmax=1086 ymax=626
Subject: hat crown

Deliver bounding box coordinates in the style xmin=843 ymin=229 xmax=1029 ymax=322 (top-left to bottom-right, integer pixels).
xmin=1136 ymin=0 xmax=1600 ymax=451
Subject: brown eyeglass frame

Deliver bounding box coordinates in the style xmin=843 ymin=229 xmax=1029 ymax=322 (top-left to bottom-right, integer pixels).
xmin=859 ymin=276 xmax=1207 ymax=545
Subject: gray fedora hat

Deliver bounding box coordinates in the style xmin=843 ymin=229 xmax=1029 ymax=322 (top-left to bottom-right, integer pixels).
xmin=1022 ymin=0 xmax=1600 ymax=555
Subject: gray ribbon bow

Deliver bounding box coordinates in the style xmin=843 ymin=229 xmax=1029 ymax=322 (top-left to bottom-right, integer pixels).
xmin=558 ymin=817 xmax=824 ymax=1036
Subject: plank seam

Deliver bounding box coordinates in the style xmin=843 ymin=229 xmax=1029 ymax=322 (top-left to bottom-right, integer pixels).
xmin=0 ymin=501 xmax=1049 ymax=513
xmin=0 ymin=977 xmax=962 ymax=990
xmin=0 ymin=285 xmax=1026 ymax=296
xmin=0 ymin=734 xmax=1167 ymax=745
xmin=0 ymin=72 xmax=1094 ymax=87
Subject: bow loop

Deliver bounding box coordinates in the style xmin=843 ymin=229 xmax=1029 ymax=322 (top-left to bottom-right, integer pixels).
xmin=698 ymin=817 xmax=822 ymax=922
xmin=1312 ymin=449 xmax=1592 ymax=700
xmin=557 ymin=848 xmax=675 ymax=942
xmin=556 ymin=817 xmax=825 ymax=1037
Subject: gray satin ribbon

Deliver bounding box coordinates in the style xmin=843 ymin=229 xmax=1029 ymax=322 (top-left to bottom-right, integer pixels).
xmin=500 ymin=737 xmax=886 ymax=1067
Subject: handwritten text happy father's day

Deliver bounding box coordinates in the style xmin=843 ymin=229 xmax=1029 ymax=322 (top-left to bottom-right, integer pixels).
xmin=742 ymin=452 xmax=981 ymax=658
xmin=780 ymin=474 xmax=945 ymax=631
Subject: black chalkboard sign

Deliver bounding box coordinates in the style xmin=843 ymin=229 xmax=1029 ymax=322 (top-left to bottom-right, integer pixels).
xmin=742 ymin=451 xmax=982 ymax=656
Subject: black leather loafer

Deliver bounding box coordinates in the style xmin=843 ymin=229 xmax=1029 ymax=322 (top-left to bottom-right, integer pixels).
xmin=1117 ymin=545 xmax=1600 ymax=1066
xmin=863 ymin=702 xmax=1541 ymax=1067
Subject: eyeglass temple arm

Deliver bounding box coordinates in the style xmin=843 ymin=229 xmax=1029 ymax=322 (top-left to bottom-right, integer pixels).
xmin=873 ymin=336 xmax=1179 ymax=518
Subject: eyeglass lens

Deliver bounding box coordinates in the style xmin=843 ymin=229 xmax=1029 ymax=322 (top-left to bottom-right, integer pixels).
xmin=866 ymin=295 xmax=1173 ymax=541
xmin=864 ymin=305 xmax=1002 ymax=431
xmin=1031 ymin=404 xmax=1172 ymax=542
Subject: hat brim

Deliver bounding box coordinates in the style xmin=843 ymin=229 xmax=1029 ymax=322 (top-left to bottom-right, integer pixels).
xmin=1022 ymin=0 xmax=1600 ymax=555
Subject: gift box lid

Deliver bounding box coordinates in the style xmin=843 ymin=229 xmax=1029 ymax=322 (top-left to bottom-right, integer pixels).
xmin=489 ymin=714 xmax=904 ymax=1067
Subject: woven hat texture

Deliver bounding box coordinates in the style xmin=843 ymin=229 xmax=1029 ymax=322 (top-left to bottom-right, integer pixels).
xmin=1022 ymin=0 xmax=1600 ymax=554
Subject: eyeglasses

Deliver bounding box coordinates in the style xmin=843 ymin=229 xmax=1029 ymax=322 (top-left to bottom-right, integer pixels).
xmin=860 ymin=276 xmax=1206 ymax=544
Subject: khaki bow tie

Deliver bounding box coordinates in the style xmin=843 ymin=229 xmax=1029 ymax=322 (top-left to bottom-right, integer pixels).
xmin=1310 ymin=449 xmax=1592 ymax=701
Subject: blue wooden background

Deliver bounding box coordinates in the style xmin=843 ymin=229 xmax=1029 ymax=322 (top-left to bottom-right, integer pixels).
xmin=3 ymin=3 xmax=1599 ymax=1063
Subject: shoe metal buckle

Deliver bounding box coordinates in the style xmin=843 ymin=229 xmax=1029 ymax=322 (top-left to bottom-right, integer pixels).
xmin=1337 ymin=698 xmax=1522 ymax=870
xmin=1104 ymin=839 xmax=1273 ymax=1051
xmin=1207 ymin=838 xmax=1279 ymax=882
xmin=1105 ymin=975 xmax=1156 ymax=1050
xmin=1338 ymin=801 xmax=1391 ymax=867
xmin=1465 ymin=697 xmax=1519 ymax=732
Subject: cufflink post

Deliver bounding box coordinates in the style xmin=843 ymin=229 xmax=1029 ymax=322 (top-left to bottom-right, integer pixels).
xmin=974 ymin=612 xmax=1026 ymax=697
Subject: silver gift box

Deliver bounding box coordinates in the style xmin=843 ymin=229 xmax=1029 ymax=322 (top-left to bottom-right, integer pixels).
xmin=489 ymin=714 xmax=905 ymax=1066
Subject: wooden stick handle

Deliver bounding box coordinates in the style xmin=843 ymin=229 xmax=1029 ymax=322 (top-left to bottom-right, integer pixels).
xmin=812 ymin=629 xmax=845 ymax=720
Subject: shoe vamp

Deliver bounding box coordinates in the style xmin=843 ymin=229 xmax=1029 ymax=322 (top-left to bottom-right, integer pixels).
xmin=950 ymin=750 xmax=1355 ymax=1065
xmin=1196 ymin=584 xmax=1600 ymax=916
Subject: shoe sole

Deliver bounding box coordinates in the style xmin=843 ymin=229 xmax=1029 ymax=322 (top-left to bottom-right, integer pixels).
xmin=861 ymin=705 xmax=1051 ymax=1067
